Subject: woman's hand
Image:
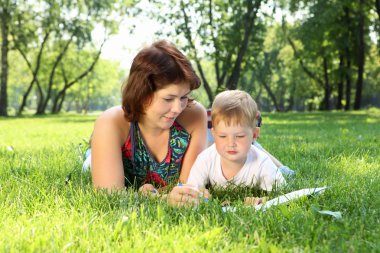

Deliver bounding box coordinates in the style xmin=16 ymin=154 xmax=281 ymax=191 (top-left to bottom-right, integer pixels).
xmin=139 ymin=184 xmax=159 ymax=196
xmin=166 ymin=185 xmax=210 ymax=207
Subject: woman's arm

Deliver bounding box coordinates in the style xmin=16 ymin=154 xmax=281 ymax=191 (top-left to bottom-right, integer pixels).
xmin=177 ymin=101 xmax=208 ymax=183
xmin=91 ymin=107 xmax=128 ymax=192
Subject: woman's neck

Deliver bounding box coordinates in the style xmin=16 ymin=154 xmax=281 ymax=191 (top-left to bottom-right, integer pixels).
xmin=137 ymin=118 xmax=167 ymax=137
xmin=137 ymin=120 xmax=170 ymax=163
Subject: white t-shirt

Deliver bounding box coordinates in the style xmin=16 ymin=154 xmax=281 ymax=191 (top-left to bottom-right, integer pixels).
xmin=187 ymin=144 xmax=286 ymax=191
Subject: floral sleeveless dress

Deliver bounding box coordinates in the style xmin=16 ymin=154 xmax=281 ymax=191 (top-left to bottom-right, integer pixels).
xmin=121 ymin=121 xmax=190 ymax=188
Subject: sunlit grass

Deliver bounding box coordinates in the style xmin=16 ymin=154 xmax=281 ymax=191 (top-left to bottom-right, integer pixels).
xmin=0 ymin=114 xmax=96 ymax=150
xmin=0 ymin=110 xmax=379 ymax=252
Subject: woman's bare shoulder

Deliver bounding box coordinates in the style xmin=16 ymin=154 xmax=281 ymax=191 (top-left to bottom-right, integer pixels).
xmin=97 ymin=106 xmax=124 ymax=119
xmin=177 ymin=101 xmax=207 ymax=132
xmin=94 ymin=106 xmax=130 ymax=142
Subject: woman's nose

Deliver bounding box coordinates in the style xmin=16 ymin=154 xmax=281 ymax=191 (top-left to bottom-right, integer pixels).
xmin=171 ymin=99 xmax=183 ymax=113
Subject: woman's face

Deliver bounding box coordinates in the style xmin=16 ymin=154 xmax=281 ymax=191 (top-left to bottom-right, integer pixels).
xmin=142 ymin=83 xmax=191 ymax=129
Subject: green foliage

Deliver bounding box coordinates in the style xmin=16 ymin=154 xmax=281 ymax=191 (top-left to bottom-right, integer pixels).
xmin=1 ymin=111 xmax=379 ymax=251
xmin=7 ymin=45 xmax=123 ymax=114
xmin=63 ymin=59 xmax=123 ymax=113
xmin=4 ymin=0 xmax=134 ymax=115
xmin=363 ymin=45 xmax=380 ymax=106
xmin=3 ymin=0 xmax=380 ymax=114
xmin=285 ymin=0 xmax=379 ymax=110
xmin=149 ymin=0 xmax=266 ymax=103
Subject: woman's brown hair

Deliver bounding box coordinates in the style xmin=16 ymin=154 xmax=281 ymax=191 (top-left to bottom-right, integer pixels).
xmin=121 ymin=40 xmax=201 ymax=122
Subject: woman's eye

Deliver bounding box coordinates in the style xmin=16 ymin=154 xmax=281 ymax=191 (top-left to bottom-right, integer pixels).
xmin=164 ymin=98 xmax=174 ymax=102
xmin=180 ymin=96 xmax=188 ymax=100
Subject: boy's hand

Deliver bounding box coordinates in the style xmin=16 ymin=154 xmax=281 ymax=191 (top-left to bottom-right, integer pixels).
xmin=244 ymin=196 xmax=267 ymax=206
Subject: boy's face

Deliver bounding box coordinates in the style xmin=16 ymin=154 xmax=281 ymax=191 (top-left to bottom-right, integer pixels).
xmin=212 ymin=120 xmax=257 ymax=165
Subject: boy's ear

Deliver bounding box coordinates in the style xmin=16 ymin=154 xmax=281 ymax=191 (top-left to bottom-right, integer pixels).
xmin=253 ymin=127 xmax=260 ymax=140
xmin=211 ymin=128 xmax=215 ymax=137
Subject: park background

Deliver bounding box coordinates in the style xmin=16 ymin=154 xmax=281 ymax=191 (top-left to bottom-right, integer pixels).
xmin=1 ymin=0 xmax=380 ymax=252
xmin=0 ymin=0 xmax=380 ymax=115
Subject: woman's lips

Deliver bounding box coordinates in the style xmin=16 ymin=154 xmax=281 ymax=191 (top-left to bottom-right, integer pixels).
xmin=163 ymin=116 xmax=175 ymax=121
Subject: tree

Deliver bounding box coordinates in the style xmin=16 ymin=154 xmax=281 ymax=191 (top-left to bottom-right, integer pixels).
xmin=242 ymin=22 xmax=315 ymax=112
xmin=0 ymin=0 xmax=17 ymax=116
xmin=50 ymin=39 xmax=105 ymax=114
xmin=150 ymin=0 xmax=266 ymax=106
xmin=287 ymin=0 xmax=375 ymax=110
xmin=354 ymin=0 xmax=365 ymax=110
xmin=63 ymin=59 xmax=123 ymax=113
xmin=8 ymin=0 xmax=132 ymax=115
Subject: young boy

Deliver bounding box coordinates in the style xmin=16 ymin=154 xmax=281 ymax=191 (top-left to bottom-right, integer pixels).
xmin=206 ymin=107 xmax=294 ymax=177
xmin=187 ymin=90 xmax=286 ymax=192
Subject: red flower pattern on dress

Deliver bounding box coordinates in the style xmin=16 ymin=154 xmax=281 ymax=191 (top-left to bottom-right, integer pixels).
xmin=122 ymin=135 xmax=132 ymax=159
xmin=144 ymin=171 xmax=167 ymax=187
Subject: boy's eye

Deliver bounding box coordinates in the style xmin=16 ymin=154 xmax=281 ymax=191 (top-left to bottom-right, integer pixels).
xmin=218 ymin=135 xmax=226 ymax=138
xmin=237 ymin=135 xmax=246 ymax=138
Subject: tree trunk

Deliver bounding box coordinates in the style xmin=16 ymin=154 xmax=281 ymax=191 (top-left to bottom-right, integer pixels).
xmin=51 ymin=93 xmax=61 ymax=114
xmin=376 ymin=0 xmax=380 ymax=53
xmin=51 ymin=40 xmax=104 ymax=113
xmin=17 ymin=80 xmax=35 ymax=115
xmin=226 ymin=0 xmax=261 ymax=90
xmin=180 ymin=1 xmax=214 ymax=106
xmin=257 ymin=65 xmax=280 ymax=111
xmin=344 ymin=7 xmax=352 ymax=111
xmin=287 ymin=90 xmax=295 ymax=111
xmin=283 ymin=23 xmax=324 ymax=89
xmin=354 ymin=0 xmax=365 ymax=110
xmin=345 ymin=50 xmax=352 ymax=110
xmin=322 ymin=57 xmax=331 ymax=110
xmin=57 ymin=91 xmax=66 ymax=113
xmin=16 ymin=32 xmax=50 ymax=115
xmin=0 ymin=8 xmax=10 ymax=116
xmin=36 ymin=35 xmax=74 ymax=115
xmin=336 ymin=54 xmax=344 ymax=110
xmin=260 ymin=77 xmax=280 ymax=111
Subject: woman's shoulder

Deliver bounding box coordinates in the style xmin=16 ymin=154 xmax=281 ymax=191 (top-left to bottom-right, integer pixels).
xmin=94 ymin=106 xmax=130 ymax=142
xmin=177 ymin=101 xmax=207 ymax=132
xmin=96 ymin=106 xmax=126 ymax=124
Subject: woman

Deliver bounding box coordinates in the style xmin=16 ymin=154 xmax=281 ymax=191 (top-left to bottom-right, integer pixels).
xmin=91 ymin=40 xmax=208 ymax=206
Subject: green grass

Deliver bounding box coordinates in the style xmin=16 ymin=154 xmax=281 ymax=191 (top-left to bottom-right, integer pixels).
xmin=1 ymin=110 xmax=379 ymax=252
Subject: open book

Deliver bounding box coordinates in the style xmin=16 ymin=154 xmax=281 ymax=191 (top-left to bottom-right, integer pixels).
xmin=222 ymin=186 xmax=329 ymax=212
xmin=254 ymin=186 xmax=329 ymax=211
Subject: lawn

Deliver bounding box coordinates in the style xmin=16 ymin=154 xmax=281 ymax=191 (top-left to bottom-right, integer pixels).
xmin=0 ymin=110 xmax=379 ymax=252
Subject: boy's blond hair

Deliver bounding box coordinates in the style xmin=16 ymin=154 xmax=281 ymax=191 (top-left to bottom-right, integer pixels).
xmin=211 ymin=90 xmax=258 ymax=129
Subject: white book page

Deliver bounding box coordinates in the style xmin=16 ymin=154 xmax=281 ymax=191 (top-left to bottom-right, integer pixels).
xmin=254 ymin=186 xmax=329 ymax=211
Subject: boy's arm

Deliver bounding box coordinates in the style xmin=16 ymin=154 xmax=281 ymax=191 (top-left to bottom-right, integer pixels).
xmin=254 ymin=142 xmax=283 ymax=167
xmin=259 ymin=157 xmax=286 ymax=191
xmin=262 ymin=149 xmax=283 ymax=168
